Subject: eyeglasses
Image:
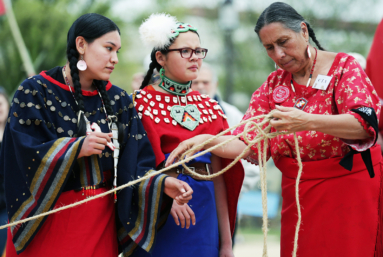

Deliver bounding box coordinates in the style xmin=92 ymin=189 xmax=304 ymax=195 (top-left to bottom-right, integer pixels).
xmin=167 ymin=48 xmax=208 ymax=59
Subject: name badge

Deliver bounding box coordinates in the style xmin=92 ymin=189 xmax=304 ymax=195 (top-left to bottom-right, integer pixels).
xmin=312 ymin=75 xmax=332 ymax=90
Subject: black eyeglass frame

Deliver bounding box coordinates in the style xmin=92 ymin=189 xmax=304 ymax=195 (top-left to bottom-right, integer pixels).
xmin=166 ymin=48 xmax=208 ymax=59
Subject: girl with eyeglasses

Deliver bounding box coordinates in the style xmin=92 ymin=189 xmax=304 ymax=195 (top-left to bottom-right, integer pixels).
xmin=131 ymin=14 xmax=244 ymax=257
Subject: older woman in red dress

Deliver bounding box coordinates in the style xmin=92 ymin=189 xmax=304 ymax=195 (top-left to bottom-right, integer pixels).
xmin=167 ymin=2 xmax=383 ymax=257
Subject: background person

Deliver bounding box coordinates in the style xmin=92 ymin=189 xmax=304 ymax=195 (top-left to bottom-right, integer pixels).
xmin=167 ymin=2 xmax=383 ymax=256
xmin=0 ymin=87 xmax=9 ymax=255
xmin=366 ymin=18 xmax=383 ymax=152
xmin=192 ymin=63 xmax=259 ymax=246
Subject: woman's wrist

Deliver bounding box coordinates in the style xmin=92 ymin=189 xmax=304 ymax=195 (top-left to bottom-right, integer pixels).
xmin=220 ymin=240 xmax=233 ymax=249
xmin=305 ymin=113 xmax=317 ymax=131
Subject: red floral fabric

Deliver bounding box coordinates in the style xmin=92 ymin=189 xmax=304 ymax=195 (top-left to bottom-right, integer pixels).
xmin=233 ymin=53 xmax=380 ymax=164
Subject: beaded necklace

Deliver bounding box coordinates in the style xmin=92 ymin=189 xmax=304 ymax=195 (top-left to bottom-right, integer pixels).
xmin=62 ymin=66 xmax=119 ymax=202
xmin=62 ymin=66 xmax=109 ymax=126
xmin=157 ymin=68 xmax=201 ymax=130
xmin=291 ymin=47 xmax=318 ymax=111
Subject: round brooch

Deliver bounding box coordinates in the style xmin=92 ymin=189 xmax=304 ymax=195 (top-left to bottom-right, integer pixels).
xmin=273 ymin=86 xmax=290 ymax=103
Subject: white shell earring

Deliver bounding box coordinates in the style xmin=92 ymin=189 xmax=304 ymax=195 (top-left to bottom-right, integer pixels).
xmin=77 ymin=55 xmax=87 ymax=71
xmin=275 ymin=62 xmax=279 ymax=70
xmin=307 ymin=45 xmax=311 ymax=59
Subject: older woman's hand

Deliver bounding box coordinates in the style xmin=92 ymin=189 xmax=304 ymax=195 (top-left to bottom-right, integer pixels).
xmin=270 ymin=105 xmax=311 ymax=133
xmin=165 ymin=134 xmax=212 ymax=167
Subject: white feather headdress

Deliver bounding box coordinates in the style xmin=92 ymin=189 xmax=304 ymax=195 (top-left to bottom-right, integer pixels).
xmin=139 ymin=13 xmax=178 ymax=50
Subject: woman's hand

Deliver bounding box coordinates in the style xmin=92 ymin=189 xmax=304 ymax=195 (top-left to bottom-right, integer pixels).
xmin=78 ymin=132 xmax=113 ymax=158
xmin=170 ymin=201 xmax=196 ymax=229
xmin=219 ymin=245 xmax=234 ymax=257
xmin=164 ymin=177 xmax=193 ymax=205
xmin=270 ymin=105 xmax=310 ymax=133
xmin=165 ymin=134 xmax=212 ymax=167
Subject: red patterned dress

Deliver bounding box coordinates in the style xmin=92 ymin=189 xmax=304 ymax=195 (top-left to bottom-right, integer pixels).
xmin=233 ymin=53 xmax=383 ymax=257
xmin=132 ymin=86 xmax=244 ymax=257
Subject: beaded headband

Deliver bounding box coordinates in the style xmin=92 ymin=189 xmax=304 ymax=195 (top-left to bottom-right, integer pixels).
xmin=139 ymin=13 xmax=198 ymax=50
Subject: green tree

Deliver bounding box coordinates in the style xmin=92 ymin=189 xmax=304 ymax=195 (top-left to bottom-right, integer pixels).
xmin=0 ymin=0 xmax=116 ymax=95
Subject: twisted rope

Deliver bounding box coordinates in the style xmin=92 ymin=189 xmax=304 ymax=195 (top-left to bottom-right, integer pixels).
xmin=0 ymin=111 xmax=304 ymax=257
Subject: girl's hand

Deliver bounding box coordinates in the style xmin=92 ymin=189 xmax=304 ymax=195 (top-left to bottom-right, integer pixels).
xmin=164 ymin=177 xmax=193 ymax=205
xmin=78 ymin=132 xmax=112 ymax=158
xmin=165 ymin=134 xmax=212 ymax=167
xmin=270 ymin=105 xmax=310 ymax=133
xmin=170 ymin=201 xmax=196 ymax=229
xmin=219 ymin=245 xmax=234 ymax=257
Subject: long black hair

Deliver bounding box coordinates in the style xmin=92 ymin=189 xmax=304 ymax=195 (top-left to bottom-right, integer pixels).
xmin=66 ymin=13 xmax=124 ymax=143
xmin=254 ymin=2 xmax=325 ymax=51
xmin=140 ymin=30 xmax=199 ymax=89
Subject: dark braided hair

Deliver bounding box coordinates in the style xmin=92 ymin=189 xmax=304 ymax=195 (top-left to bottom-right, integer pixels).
xmin=140 ymin=30 xmax=200 ymax=89
xmin=254 ymin=2 xmax=325 ymax=51
xmin=66 ymin=13 xmax=124 ymax=144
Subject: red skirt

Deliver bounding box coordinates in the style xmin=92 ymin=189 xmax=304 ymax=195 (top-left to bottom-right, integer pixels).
xmin=6 ymin=188 xmax=118 ymax=257
xmin=275 ymin=145 xmax=383 ymax=257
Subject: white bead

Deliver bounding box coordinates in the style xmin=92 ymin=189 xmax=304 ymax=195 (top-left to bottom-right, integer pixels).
xmin=164 ymin=118 xmax=170 ymax=123
xmin=167 ymin=106 xmax=172 ymax=111
xmin=197 ymin=96 xmax=202 ymax=101
xmin=172 ymin=120 xmax=177 ymax=126
xmin=173 ymin=97 xmax=178 ymax=103
xmin=161 ymin=110 xmax=166 ymax=116
xmin=153 ymin=109 xmax=158 ymax=115
xmin=150 ymin=101 xmax=155 ymax=107
xmin=201 ymin=94 xmax=207 ymax=98
xmin=144 ymin=110 xmax=150 ymax=116
xmin=156 ymin=95 xmax=161 ymax=101
xmin=143 ymin=97 xmax=148 ymax=103
xmin=209 ymin=109 xmax=213 ymax=114
xmin=147 ymin=94 xmax=152 ymax=99
xmin=198 ymin=104 xmax=204 ymax=109
xmin=202 ymin=110 xmax=208 ymax=114
xmin=136 ymin=94 xmax=142 ymax=99
xmin=147 ymin=106 xmax=151 ymax=111
xmin=159 ymin=103 xmax=164 ymax=109
xmin=181 ymin=97 xmax=186 ymax=103
xmin=165 ymin=96 xmax=170 ymax=103
xmin=155 ymin=117 xmax=160 ymax=123
xmin=199 ymin=119 xmax=204 ymax=124
xmin=212 ymin=114 xmax=217 ymax=119
xmin=193 ymin=95 xmax=197 ymax=101
xmin=134 ymin=101 xmax=137 ymax=107
xmin=203 ymin=117 xmax=207 ymax=122
xmin=205 ymin=101 xmax=210 ymax=107
xmin=138 ymin=113 xmax=142 ymax=119
xmin=138 ymin=105 xmax=144 ymax=111
xmin=187 ymin=96 xmax=193 ymax=102
xmin=208 ymin=116 xmax=212 ymax=122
